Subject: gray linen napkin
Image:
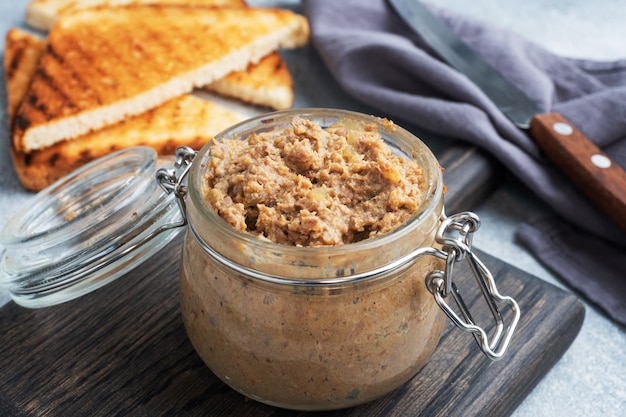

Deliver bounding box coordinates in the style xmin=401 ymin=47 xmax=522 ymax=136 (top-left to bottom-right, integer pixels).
xmin=302 ymin=0 xmax=626 ymax=325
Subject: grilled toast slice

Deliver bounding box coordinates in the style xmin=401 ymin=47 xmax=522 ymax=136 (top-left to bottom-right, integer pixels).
xmin=205 ymin=51 xmax=294 ymax=110
xmin=25 ymin=0 xmax=246 ymax=31
xmin=5 ymin=29 xmax=246 ymax=191
xmin=25 ymin=0 xmax=295 ymax=110
xmin=13 ymin=5 xmax=309 ymax=153
xmin=4 ymin=28 xmax=46 ymax=122
xmin=11 ymin=95 xmax=246 ymax=190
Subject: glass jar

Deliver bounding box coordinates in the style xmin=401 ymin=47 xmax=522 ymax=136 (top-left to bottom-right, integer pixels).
xmin=175 ymin=109 xmax=518 ymax=411
xmin=180 ymin=109 xmax=446 ymax=410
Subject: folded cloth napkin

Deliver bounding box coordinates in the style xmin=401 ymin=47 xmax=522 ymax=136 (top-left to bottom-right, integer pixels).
xmin=302 ymin=0 xmax=626 ymax=325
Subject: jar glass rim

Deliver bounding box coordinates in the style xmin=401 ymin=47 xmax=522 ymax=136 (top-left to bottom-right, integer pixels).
xmin=188 ymin=108 xmax=443 ymax=262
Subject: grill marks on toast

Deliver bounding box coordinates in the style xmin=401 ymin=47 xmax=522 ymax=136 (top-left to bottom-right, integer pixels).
xmin=6 ymin=28 xmax=249 ymax=191
xmin=4 ymin=29 xmax=46 ymax=123
xmin=6 ymin=47 xmax=25 ymax=80
xmin=25 ymin=0 xmax=297 ymax=111
xmin=20 ymin=35 xmax=126 ymax=135
xmin=51 ymin=35 xmax=115 ymax=105
xmin=42 ymin=43 xmax=92 ymax=110
xmin=14 ymin=5 xmax=309 ymax=152
xmin=47 ymin=24 xmax=127 ymax=106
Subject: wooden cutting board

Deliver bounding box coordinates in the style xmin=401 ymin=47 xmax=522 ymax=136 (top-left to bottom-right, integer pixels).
xmin=0 ymin=144 xmax=584 ymax=417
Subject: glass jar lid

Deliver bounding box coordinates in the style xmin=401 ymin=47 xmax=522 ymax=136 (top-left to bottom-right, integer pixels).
xmin=0 ymin=147 xmax=184 ymax=308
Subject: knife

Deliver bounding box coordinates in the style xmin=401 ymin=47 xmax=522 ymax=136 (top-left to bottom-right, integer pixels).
xmin=388 ymin=0 xmax=626 ymax=233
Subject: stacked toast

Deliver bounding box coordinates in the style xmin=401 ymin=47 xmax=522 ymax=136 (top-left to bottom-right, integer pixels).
xmin=5 ymin=0 xmax=309 ymax=191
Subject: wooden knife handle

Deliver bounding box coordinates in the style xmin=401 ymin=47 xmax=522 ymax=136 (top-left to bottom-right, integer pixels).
xmin=529 ymin=112 xmax=626 ymax=233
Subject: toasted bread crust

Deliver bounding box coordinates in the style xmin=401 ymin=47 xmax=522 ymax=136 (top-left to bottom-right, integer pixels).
xmin=12 ymin=95 xmax=246 ymax=191
xmin=4 ymin=29 xmax=47 ymax=123
xmin=14 ymin=5 xmax=309 ymax=152
xmin=26 ymin=0 xmax=246 ymax=30
xmin=206 ymin=51 xmax=294 ymax=110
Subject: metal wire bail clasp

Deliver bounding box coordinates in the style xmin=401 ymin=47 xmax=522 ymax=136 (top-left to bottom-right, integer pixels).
xmin=155 ymin=146 xmax=197 ymax=230
xmin=426 ymin=211 xmax=520 ymax=360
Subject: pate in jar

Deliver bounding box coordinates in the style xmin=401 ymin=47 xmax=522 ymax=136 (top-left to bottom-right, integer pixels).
xmin=175 ymin=109 xmax=518 ymax=411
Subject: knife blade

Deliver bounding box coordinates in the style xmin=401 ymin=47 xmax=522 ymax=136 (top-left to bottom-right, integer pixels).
xmin=389 ymin=0 xmax=626 ymax=233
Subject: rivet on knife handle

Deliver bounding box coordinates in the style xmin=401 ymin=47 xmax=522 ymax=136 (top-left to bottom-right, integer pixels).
xmin=530 ymin=112 xmax=626 ymax=232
